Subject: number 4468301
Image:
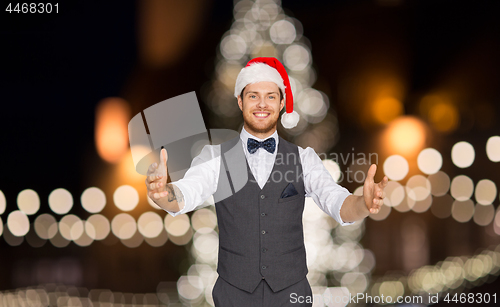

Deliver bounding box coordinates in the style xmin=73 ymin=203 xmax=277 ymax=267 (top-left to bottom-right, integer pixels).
xmin=6 ymin=3 xmax=59 ymax=14
xmin=444 ymin=292 xmax=496 ymax=304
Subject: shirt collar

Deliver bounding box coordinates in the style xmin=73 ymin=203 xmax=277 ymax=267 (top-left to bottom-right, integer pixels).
xmin=240 ymin=126 xmax=279 ymax=149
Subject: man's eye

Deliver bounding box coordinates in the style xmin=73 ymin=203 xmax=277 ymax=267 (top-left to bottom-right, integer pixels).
xmin=269 ymin=96 xmax=275 ymax=99
xmin=250 ymin=95 xmax=257 ymax=99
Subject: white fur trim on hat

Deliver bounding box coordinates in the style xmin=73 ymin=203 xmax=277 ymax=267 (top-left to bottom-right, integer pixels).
xmin=281 ymin=110 xmax=300 ymax=129
xmin=234 ymin=63 xmax=286 ymax=98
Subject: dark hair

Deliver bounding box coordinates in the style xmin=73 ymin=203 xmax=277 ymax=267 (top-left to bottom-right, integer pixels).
xmin=240 ymin=86 xmax=283 ymax=102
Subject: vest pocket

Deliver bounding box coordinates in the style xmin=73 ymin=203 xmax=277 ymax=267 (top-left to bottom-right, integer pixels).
xmin=279 ymin=245 xmax=304 ymax=256
xmin=278 ymin=193 xmax=302 ymax=203
xmin=220 ymin=245 xmax=246 ymax=257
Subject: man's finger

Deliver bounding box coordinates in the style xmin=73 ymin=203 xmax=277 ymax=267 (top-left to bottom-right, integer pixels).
xmin=380 ymin=175 xmax=389 ymax=188
xmin=149 ymin=173 xmax=157 ymax=182
xmin=148 ymin=163 xmax=156 ymax=173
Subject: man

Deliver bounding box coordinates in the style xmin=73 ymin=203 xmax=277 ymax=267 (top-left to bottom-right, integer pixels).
xmin=145 ymin=57 xmax=388 ymax=306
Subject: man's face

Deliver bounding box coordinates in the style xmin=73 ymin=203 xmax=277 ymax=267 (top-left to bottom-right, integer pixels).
xmin=237 ymin=81 xmax=284 ymax=138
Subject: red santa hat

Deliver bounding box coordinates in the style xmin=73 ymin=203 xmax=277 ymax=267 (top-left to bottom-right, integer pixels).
xmin=234 ymin=57 xmax=300 ymax=129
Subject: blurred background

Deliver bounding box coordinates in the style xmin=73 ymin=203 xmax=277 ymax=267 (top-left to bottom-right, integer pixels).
xmin=1 ymin=0 xmax=500 ymax=306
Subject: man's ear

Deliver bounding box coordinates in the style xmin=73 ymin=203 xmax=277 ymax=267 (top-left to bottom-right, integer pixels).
xmin=279 ymin=97 xmax=285 ymax=112
xmin=237 ymin=95 xmax=243 ymax=111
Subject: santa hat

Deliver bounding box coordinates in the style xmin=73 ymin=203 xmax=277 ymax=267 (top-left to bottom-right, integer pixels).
xmin=234 ymin=57 xmax=300 ymax=129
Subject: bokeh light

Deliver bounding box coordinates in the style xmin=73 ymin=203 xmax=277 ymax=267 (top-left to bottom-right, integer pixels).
xmin=428 ymin=171 xmax=450 ymax=196
xmin=177 ymin=275 xmax=204 ymax=301
xmin=417 ymin=148 xmax=442 ymax=175
xmin=81 ymin=187 xmax=106 ymax=213
xmin=384 ymin=116 xmax=426 ymax=156
xmin=95 ymin=97 xmax=130 ymax=163
xmin=405 ymin=175 xmax=431 ymax=201
xmin=473 ymin=204 xmax=494 ymax=226
xmin=296 ymin=88 xmax=328 ymax=122
xmin=451 ymin=141 xmax=475 ymax=168
xmin=17 ymin=189 xmax=40 ymax=215
xmin=372 ymin=97 xmax=403 ymax=125
xmin=451 ymin=200 xmax=474 ymax=223
xmin=3 ymin=226 xmax=23 ymax=246
xmin=495 ymin=209 xmax=500 ymax=230
xmin=59 ymin=214 xmax=84 ymax=241
xmin=383 ymin=181 xmax=405 ymax=207
xmin=113 ymin=185 xmax=139 ymax=211
xmin=269 ymin=19 xmax=296 ymax=44
xmin=165 ymin=214 xmax=191 ymax=237
xmin=411 ymin=194 xmax=433 ymax=213
xmin=486 ymin=136 xmax=500 ymax=162
xmin=50 ymin=230 xmax=70 ymax=248
xmin=85 ymin=214 xmax=111 ymax=240
xmin=0 ymin=190 xmax=5 ymax=215
xmin=7 ymin=210 xmax=30 ymax=236
xmin=169 ymin=228 xmax=193 ymax=246
xmin=191 ymin=209 xmax=217 ymax=231
xmin=283 ymin=44 xmax=310 ymax=71
xmin=220 ymin=34 xmax=247 ymax=60
xmin=137 ymin=211 xmax=163 ymax=238
xmin=0 ymin=217 xmax=3 ymax=237
xmin=193 ymin=229 xmax=219 ymax=256
xmin=369 ymin=204 xmax=391 ymax=221
xmin=121 ymin=230 xmax=144 ymax=248
xmin=450 ymin=175 xmax=474 ymax=201
xmin=74 ymin=230 xmax=93 ymax=247
xmin=34 ymin=214 xmax=58 ymax=239
xmin=383 ymin=155 xmax=409 ymax=181
xmin=111 ymin=213 xmax=137 ymax=240
xmin=48 ymin=188 xmax=73 ymax=215
xmin=145 ymin=228 xmax=169 ymax=247
xmin=428 ymin=102 xmax=459 ymax=133
xmin=474 ymin=179 xmax=497 ymax=205
xmin=393 ymin=194 xmax=414 ymax=213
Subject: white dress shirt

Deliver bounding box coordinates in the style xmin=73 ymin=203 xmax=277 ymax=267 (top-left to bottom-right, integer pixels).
xmin=166 ymin=127 xmax=353 ymax=226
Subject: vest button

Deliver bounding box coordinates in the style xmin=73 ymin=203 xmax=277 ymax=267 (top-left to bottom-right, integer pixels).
xmin=261 ymin=213 xmax=266 ymax=216
xmin=261 ymin=230 xmax=266 ymax=234
xmin=262 ymin=265 xmax=267 ymax=270
xmin=260 ymin=194 xmax=265 ymax=199
xmin=262 ymin=248 xmax=267 ymax=252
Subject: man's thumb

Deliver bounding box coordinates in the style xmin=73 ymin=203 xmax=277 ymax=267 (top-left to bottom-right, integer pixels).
xmin=161 ymin=148 xmax=168 ymax=166
xmin=159 ymin=148 xmax=168 ymax=176
xmin=367 ymin=164 xmax=377 ymax=181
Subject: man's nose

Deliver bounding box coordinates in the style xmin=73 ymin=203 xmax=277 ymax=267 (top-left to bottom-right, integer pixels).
xmin=257 ymin=97 xmax=267 ymax=108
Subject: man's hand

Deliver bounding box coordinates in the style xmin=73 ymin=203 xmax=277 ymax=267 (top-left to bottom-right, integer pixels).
xmin=363 ymin=164 xmax=388 ymax=214
xmin=146 ymin=148 xmax=169 ymax=200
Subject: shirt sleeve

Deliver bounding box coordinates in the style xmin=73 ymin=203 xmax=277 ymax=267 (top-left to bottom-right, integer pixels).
xmin=163 ymin=144 xmax=220 ymax=217
xmin=299 ymin=146 xmax=354 ymax=226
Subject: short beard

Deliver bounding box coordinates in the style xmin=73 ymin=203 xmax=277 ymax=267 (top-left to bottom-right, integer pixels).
xmin=243 ymin=113 xmax=278 ymax=135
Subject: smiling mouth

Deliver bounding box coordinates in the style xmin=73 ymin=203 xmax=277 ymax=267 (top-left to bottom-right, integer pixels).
xmin=253 ymin=112 xmax=270 ymax=118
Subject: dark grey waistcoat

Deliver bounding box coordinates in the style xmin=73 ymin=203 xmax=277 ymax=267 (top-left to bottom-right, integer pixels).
xmin=213 ymin=136 xmax=308 ymax=293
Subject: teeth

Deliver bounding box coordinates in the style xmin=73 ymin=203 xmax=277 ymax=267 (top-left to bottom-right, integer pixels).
xmin=254 ymin=113 xmax=269 ymax=117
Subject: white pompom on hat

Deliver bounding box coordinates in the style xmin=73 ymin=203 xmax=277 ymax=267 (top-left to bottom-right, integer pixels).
xmin=234 ymin=57 xmax=299 ymax=129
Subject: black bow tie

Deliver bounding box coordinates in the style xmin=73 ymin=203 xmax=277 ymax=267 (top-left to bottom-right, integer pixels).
xmin=247 ymin=138 xmax=276 ymax=154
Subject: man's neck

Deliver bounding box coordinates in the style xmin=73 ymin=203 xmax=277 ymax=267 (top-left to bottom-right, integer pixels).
xmin=243 ymin=124 xmax=277 ymax=140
